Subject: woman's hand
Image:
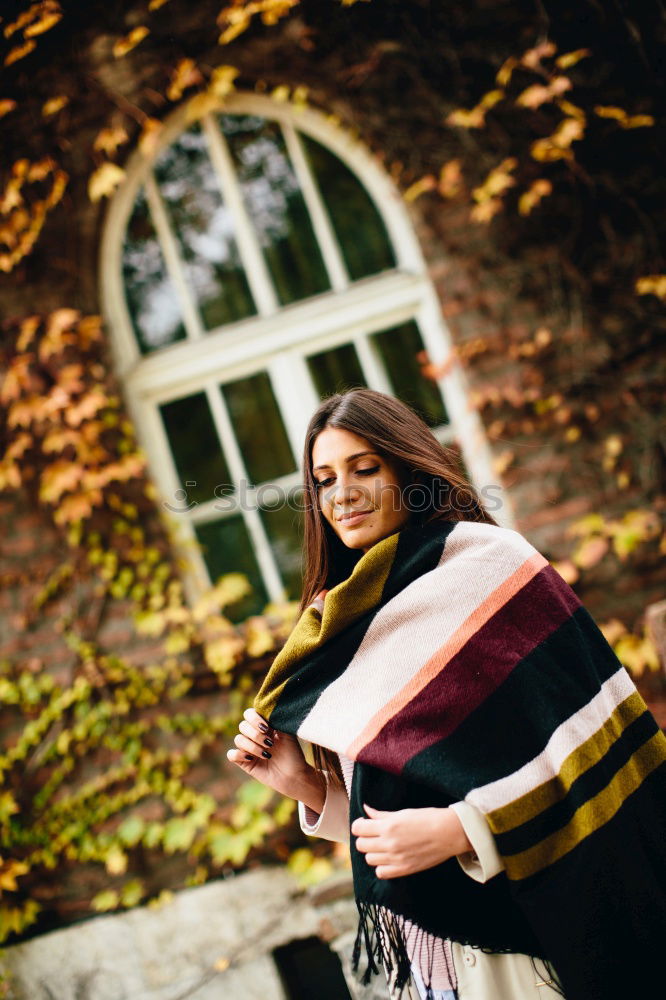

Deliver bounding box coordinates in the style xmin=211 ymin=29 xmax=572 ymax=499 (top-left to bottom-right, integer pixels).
xmin=226 ymin=708 xmax=326 ymax=812
xmin=351 ymin=803 xmax=472 ymax=879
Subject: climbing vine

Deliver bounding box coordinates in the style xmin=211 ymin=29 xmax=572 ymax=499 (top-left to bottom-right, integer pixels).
xmin=0 ymin=0 xmax=664 ymax=946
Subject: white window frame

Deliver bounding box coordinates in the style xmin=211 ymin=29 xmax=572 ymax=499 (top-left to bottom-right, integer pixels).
xmin=100 ymin=93 xmax=513 ymax=604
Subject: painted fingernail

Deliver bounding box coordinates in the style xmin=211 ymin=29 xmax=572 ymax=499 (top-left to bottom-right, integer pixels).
xmin=263 ymin=737 xmax=273 ymax=747
xmin=244 ymin=754 xmax=254 ymax=761
xmin=258 ymin=722 xmax=269 ymax=734
xmin=261 ymin=749 xmax=272 ymax=759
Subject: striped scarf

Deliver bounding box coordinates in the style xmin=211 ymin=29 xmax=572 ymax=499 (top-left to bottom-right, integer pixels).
xmin=254 ymin=520 xmax=666 ymax=1000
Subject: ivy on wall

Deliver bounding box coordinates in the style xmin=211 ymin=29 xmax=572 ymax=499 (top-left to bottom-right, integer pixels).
xmin=0 ymin=0 xmax=664 ymax=947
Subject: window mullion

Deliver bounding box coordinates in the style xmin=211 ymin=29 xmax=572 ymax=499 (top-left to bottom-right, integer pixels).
xmin=204 ymin=382 xmax=286 ymax=601
xmin=353 ymin=334 xmax=394 ymax=395
xmin=281 ymin=123 xmax=349 ymax=293
xmin=144 ymin=173 xmax=204 ymax=342
xmin=268 ymin=352 xmax=319 ymax=467
xmin=201 ymin=115 xmax=279 ymax=317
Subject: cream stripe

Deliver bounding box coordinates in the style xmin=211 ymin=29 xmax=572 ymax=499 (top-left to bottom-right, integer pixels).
xmin=346 ymin=550 xmax=547 ymax=758
xmin=296 ymin=522 xmax=540 ymax=754
xmin=466 ymin=666 xmax=636 ymax=814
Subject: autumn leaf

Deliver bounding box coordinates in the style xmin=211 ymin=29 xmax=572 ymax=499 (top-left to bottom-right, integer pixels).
xmin=0 ymin=858 xmax=29 ymax=894
xmin=93 ymin=126 xmax=129 ymax=155
xmin=496 ymin=56 xmax=518 ymax=87
xmin=167 ymin=58 xmax=203 ymax=101
xmin=4 ymin=40 xmax=37 ymax=66
xmin=518 ymin=178 xmax=552 ymax=215
xmin=0 ymin=100 xmax=17 ymax=118
xmin=635 ymin=274 xmax=666 ymax=300
xmin=404 ymin=175 xmax=436 ymax=202
xmin=39 ymin=461 xmax=83 ymax=504
xmin=572 ymin=536 xmax=609 ymax=569
xmin=42 ymin=95 xmax=68 ymax=117
xmin=521 ymin=40 xmax=556 ymax=70
xmin=88 ymin=162 xmax=126 ymax=202
xmin=437 ymin=159 xmax=462 ymax=198
xmin=91 ymin=889 xmax=119 ymax=912
xmin=149 ymin=0 xmax=171 ymax=8
xmin=24 ymin=4 xmax=63 ymax=38
xmin=208 ymin=64 xmax=239 ymax=100
xmin=555 ymin=48 xmax=591 ymax=69
xmin=53 ymin=488 xmax=103 ymax=524
xmin=113 ymin=26 xmax=150 ymax=59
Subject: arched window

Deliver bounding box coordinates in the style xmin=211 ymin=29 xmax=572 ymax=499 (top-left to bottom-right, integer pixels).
xmin=101 ymin=95 xmax=507 ymax=620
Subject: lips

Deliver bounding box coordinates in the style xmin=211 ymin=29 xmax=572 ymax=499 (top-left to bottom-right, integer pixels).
xmin=338 ymin=510 xmax=372 ymax=523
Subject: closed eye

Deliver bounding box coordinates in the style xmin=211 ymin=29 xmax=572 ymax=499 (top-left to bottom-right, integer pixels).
xmin=316 ymin=465 xmax=380 ymax=488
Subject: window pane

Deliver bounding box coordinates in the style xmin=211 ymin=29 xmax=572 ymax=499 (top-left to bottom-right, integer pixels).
xmin=160 ymin=393 xmax=231 ymax=505
xmin=307 ymin=344 xmax=367 ymax=399
xmin=221 ymin=372 xmax=296 ymax=486
xmin=195 ymin=516 xmax=267 ymax=622
xmin=372 ymin=321 xmax=449 ymax=427
xmin=301 ymin=133 xmax=395 ymax=281
xmin=153 ymin=125 xmax=256 ymax=330
xmin=221 ymin=115 xmax=329 ymax=305
xmin=123 ymin=188 xmax=186 ymax=354
xmin=260 ymin=489 xmax=304 ymax=601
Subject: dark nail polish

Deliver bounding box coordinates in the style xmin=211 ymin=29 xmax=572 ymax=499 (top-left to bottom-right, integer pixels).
xmin=258 ymin=723 xmax=269 ymax=734
xmin=261 ymin=749 xmax=272 ymax=759
xmin=244 ymin=754 xmax=254 ymax=761
xmin=263 ymin=737 xmax=273 ymax=747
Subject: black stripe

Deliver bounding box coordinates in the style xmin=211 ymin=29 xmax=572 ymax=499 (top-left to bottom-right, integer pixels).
xmin=270 ymin=520 xmax=455 ymax=731
xmin=495 ymin=708 xmax=659 ymax=855
xmin=403 ymin=607 xmax=626 ymax=796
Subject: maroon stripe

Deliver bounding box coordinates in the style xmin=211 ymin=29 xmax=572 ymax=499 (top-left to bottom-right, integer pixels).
xmin=358 ymin=565 xmax=581 ymax=772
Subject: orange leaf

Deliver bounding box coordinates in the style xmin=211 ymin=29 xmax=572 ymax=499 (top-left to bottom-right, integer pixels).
xmin=555 ymin=49 xmax=591 ymax=69
xmin=42 ymin=95 xmax=69 ymax=117
xmin=54 ymin=489 xmax=103 ymax=524
xmin=39 ymin=460 xmax=83 ymax=503
xmin=113 ymin=26 xmax=149 ymax=58
xmin=88 ymin=162 xmax=126 ymax=202
xmin=573 ymin=536 xmax=609 ymax=569
xmin=93 ymin=126 xmax=130 ymax=155
xmin=635 ymin=274 xmax=666 ymax=300
xmin=438 ymin=159 xmax=462 ymax=198
xmin=404 ymin=175 xmax=437 ymax=202
xmin=0 ymin=100 xmax=17 ymax=118
xmin=167 ymin=58 xmax=203 ymax=101
xmin=518 ymin=178 xmax=552 ymax=216
xmin=4 ymin=40 xmax=37 ymax=66
xmin=65 ymin=390 xmax=108 ymax=427
xmin=521 ymin=41 xmax=556 ymax=70
xmin=138 ymin=118 xmax=163 ymax=157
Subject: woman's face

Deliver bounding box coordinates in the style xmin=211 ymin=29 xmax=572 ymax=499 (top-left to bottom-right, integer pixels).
xmin=311 ymin=426 xmax=411 ymax=553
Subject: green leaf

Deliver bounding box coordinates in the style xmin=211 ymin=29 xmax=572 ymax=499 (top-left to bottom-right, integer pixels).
xmin=120 ymin=879 xmax=144 ymax=907
xmin=117 ymin=815 xmax=145 ymax=847
xmin=91 ymin=889 xmax=119 ymax=912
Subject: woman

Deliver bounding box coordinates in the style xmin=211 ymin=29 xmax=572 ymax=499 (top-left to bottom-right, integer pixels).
xmin=228 ymin=388 xmax=666 ymax=1000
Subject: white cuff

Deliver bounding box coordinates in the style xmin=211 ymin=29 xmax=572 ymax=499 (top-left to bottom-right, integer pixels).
xmin=298 ymin=778 xmax=350 ymax=844
xmin=450 ymin=800 xmax=504 ymax=883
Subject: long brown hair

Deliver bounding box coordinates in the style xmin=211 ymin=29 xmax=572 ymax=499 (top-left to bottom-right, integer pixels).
xmin=298 ymin=388 xmax=499 ymax=784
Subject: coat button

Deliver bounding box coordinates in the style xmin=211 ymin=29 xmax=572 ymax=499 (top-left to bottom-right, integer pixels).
xmin=463 ymin=949 xmax=476 ymax=967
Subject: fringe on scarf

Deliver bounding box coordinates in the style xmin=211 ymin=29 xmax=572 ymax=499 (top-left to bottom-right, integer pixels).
xmin=351 ymin=901 xmax=565 ymax=1000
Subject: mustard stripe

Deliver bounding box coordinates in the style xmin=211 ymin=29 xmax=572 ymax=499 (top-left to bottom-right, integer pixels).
xmin=487 ymin=691 xmax=647 ymax=834
xmin=502 ymin=728 xmax=666 ymax=881
xmin=254 ymin=532 xmax=399 ymax=719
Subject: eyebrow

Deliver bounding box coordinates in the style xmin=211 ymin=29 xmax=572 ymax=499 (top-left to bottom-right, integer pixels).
xmin=313 ymin=451 xmax=380 ymax=472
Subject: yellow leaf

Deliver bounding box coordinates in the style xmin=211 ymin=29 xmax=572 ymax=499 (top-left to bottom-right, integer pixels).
xmin=555 ymin=48 xmax=591 ymax=69
xmin=404 ymin=175 xmax=437 ymax=202
xmin=594 ymin=105 xmax=627 ymax=122
xmin=24 ymin=7 xmax=63 ymax=38
xmin=93 ymin=126 xmax=129 ymax=155
xmin=521 ymin=41 xmax=556 ymax=70
xmin=53 ymin=488 xmax=103 ymax=524
xmin=622 ymin=114 xmax=655 ymax=129
xmin=167 ymin=58 xmax=203 ymax=101
xmin=0 ymin=100 xmax=17 ymax=118
xmin=209 ymin=64 xmax=239 ymax=99
xmin=438 ymin=159 xmax=462 ymax=198
xmin=572 ymin=536 xmax=609 ymax=569
xmin=149 ymin=0 xmax=171 ymax=8
xmin=218 ymin=19 xmax=250 ymax=45
xmin=635 ymin=274 xmax=666 ymax=300
xmin=518 ymin=178 xmax=552 ymax=215
xmin=479 ymin=89 xmax=504 ymax=111
xmin=446 ymin=106 xmax=486 ymax=129
xmin=604 ymin=434 xmax=623 ymax=457
xmin=88 ymin=162 xmax=126 ymax=202
xmin=42 ymin=95 xmax=68 ymax=117
xmin=271 ymin=84 xmax=290 ymax=103
xmin=39 ymin=461 xmax=83 ymax=504
xmin=516 ymin=84 xmax=554 ymax=110
xmin=4 ymin=40 xmax=37 ymax=66
xmin=470 ymin=198 xmax=503 ymax=223
xmin=556 ymin=99 xmax=586 ymax=122
xmin=496 ymin=56 xmax=518 ymax=87
xmin=113 ymin=26 xmax=149 ymax=58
